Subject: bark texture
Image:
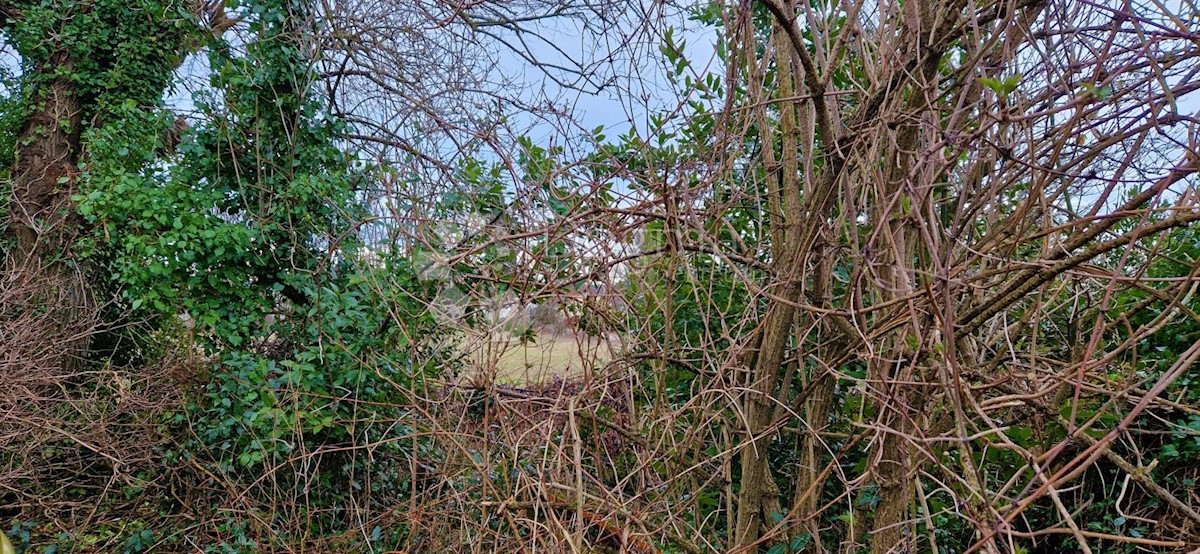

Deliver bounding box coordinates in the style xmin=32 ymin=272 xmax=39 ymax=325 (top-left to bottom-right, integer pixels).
xmin=4 ymin=48 xmax=93 ymax=368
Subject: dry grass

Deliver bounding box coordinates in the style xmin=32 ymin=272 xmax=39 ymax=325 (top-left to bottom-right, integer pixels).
xmin=461 ymin=331 xmax=617 ymax=384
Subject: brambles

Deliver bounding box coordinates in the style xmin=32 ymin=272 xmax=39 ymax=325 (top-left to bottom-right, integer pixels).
xmin=3 ymin=0 xmax=1199 ymax=551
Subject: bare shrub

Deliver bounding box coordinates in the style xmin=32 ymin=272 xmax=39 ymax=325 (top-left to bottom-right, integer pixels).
xmin=0 ymin=268 xmax=197 ymax=543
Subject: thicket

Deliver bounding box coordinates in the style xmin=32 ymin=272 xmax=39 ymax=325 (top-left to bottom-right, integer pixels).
xmin=1 ymin=0 xmax=1199 ymax=553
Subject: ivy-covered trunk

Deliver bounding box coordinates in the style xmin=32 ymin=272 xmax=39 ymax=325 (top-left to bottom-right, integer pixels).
xmin=1 ymin=0 xmax=193 ymax=366
xmin=4 ymin=30 xmax=92 ymax=366
xmin=8 ymin=56 xmax=82 ymax=269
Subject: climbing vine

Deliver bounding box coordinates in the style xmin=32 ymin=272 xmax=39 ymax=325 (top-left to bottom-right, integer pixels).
xmin=4 ymin=0 xmax=452 ymax=549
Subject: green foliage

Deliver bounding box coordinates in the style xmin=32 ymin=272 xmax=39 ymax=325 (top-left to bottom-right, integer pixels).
xmin=0 ymin=63 xmax=19 ymax=177
xmin=980 ymin=74 xmax=1022 ymax=97
xmin=73 ymin=0 xmax=355 ymax=346
xmin=765 ymin=532 xmax=811 ymax=554
xmin=1 ymin=0 xmax=193 ymax=257
xmin=5 ymin=0 xmax=192 ymax=121
xmin=185 ymin=264 xmax=449 ymax=470
xmin=202 ymin=518 xmax=261 ymax=554
xmin=121 ymin=528 xmax=154 ymax=554
xmin=28 ymin=0 xmax=455 ymax=546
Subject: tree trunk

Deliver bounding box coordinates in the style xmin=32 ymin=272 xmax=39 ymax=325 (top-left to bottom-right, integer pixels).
xmin=868 ymin=402 xmax=916 ymax=554
xmin=4 ymin=51 xmax=93 ymax=367
xmin=733 ymin=18 xmax=805 ymax=548
xmin=734 ymin=298 xmax=795 ymax=547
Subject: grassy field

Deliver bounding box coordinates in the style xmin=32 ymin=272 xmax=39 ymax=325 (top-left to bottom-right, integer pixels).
xmin=462 ymin=332 xmax=615 ymax=384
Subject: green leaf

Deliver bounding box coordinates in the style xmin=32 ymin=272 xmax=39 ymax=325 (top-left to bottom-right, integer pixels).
xmin=980 ymin=77 xmax=1004 ymax=95
xmin=1001 ymin=73 xmax=1022 ymax=93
